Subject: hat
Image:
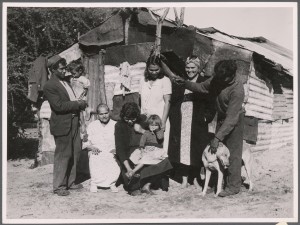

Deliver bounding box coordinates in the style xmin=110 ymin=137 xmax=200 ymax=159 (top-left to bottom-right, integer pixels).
xmin=47 ymin=54 xmax=63 ymax=68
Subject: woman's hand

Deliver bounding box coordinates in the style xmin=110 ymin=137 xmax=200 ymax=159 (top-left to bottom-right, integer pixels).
xmin=134 ymin=123 xmax=145 ymax=134
xmin=86 ymin=145 xmax=101 ymax=155
xmin=126 ymin=169 xmax=134 ymax=178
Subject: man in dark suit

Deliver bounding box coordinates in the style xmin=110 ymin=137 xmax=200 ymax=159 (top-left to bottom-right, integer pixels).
xmin=44 ymin=58 xmax=87 ymax=196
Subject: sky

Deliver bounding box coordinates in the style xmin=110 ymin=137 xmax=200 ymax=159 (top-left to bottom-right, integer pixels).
xmin=164 ymin=6 xmax=294 ymax=51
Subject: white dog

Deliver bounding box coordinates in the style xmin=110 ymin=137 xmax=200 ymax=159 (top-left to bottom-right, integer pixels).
xmin=202 ymin=142 xmax=254 ymax=197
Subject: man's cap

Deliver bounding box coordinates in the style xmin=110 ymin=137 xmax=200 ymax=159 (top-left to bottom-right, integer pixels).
xmin=47 ymin=55 xmax=63 ymax=68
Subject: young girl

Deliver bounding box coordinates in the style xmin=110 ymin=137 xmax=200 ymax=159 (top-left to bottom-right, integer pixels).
xmin=128 ymin=114 xmax=168 ymax=178
xmin=67 ymin=61 xmax=90 ymax=141
xmin=68 ymin=61 xmax=90 ymax=100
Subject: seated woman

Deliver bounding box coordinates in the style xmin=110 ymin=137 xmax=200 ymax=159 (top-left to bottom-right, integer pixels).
xmin=84 ymin=104 xmax=120 ymax=193
xmin=115 ymin=102 xmax=173 ymax=196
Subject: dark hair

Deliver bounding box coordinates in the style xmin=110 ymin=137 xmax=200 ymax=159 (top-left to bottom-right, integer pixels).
xmin=67 ymin=60 xmax=84 ymax=73
xmin=120 ymin=102 xmax=140 ymax=121
xmin=146 ymin=114 xmax=162 ymax=128
xmin=144 ymin=55 xmax=164 ymax=81
xmin=214 ymin=60 xmax=237 ymax=79
xmin=188 ymin=54 xmax=199 ymax=61
xmin=51 ymin=58 xmax=67 ymax=71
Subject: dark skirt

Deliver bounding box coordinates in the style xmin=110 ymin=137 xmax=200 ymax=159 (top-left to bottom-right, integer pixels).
xmin=117 ymin=158 xmax=173 ymax=193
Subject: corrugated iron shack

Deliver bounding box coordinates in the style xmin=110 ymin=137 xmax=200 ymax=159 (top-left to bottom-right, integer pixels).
xmin=40 ymin=8 xmax=293 ymax=165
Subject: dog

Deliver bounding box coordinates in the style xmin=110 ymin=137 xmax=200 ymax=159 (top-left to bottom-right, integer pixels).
xmin=202 ymin=142 xmax=230 ymax=197
xmin=201 ymin=141 xmax=254 ymax=197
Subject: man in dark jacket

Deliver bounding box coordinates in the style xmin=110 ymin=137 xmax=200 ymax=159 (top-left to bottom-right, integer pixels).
xmin=43 ymin=58 xmax=87 ymax=196
xmin=165 ymin=59 xmax=245 ymax=197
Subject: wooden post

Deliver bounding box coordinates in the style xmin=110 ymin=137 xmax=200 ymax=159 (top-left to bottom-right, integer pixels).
xmin=179 ymin=8 xmax=185 ymax=27
xmin=98 ymin=49 xmax=107 ymax=105
xmin=149 ymin=8 xmax=169 ymax=56
xmin=86 ymin=54 xmax=100 ymax=122
xmin=173 ymin=7 xmax=185 ymax=27
xmin=84 ymin=51 xmax=106 ymax=123
xmin=124 ymin=15 xmax=131 ymax=45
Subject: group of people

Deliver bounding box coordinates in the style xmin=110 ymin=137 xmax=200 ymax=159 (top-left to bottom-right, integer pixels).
xmin=43 ymin=53 xmax=244 ymax=198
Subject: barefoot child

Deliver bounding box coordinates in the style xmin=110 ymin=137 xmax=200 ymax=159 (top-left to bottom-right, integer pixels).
xmin=128 ymin=114 xmax=168 ymax=178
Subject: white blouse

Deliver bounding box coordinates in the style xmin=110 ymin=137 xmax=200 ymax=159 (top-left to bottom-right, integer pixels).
xmin=140 ymin=76 xmax=172 ymax=118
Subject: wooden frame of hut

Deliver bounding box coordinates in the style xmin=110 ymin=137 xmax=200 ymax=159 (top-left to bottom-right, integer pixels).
xmin=39 ymin=8 xmax=293 ymax=165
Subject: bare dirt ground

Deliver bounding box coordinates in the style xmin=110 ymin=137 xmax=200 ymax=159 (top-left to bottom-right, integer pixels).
xmin=5 ymin=133 xmax=294 ymax=220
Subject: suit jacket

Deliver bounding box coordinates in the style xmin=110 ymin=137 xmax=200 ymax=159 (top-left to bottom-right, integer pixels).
xmin=43 ymin=75 xmax=80 ymax=137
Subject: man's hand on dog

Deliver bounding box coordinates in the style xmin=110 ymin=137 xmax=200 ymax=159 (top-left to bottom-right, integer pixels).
xmin=209 ymin=137 xmax=220 ymax=154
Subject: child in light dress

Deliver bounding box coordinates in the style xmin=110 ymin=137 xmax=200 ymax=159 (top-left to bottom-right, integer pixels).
xmin=128 ymin=114 xmax=168 ymax=178
xmin=67 ymin=61 xmax=90 ymax=141
xmin=68 ymin=61 xmax=90 ymax=100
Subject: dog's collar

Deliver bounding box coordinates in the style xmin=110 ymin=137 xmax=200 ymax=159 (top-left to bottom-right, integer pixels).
xmin=207 ymin=159 xmax=218 ymax=164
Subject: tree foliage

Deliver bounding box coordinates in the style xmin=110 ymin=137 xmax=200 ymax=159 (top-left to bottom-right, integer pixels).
xmin=7 ymin=7 xmax=116 ymax=126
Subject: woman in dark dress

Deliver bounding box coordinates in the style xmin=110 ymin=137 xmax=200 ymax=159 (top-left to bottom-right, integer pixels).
xmin=115 ymin=102 xmax=173 ymax=196
xmin=168 ymin=55 xmax=216 ymax=188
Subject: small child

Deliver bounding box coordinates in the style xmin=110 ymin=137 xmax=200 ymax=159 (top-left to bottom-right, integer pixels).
xmin=128 ymin=114 xmax=168 ymax=178
xmin=67 ymin=61 xmax=90 ymax=141
xmin=68 ymin=61 xmax=90 ymax=100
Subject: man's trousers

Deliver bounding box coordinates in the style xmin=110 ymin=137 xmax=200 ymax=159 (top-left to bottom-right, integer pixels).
xmin=53 ymin=116 xmax=81 ymax=192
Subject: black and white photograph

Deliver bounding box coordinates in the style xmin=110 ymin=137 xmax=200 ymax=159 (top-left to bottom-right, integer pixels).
xmin=2 ymin=2 xmax=297 ymax=223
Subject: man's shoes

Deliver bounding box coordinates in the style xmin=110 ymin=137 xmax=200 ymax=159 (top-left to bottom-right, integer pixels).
xmin=218 ymin=189 xmax=238 ymax=197
xmin=69 ymin=183 xmax=84 ymax=190
xmin=129 ymin=190 xmax=142 ymax=196
xmin=54 ymin=189 xmax=70 ymax=196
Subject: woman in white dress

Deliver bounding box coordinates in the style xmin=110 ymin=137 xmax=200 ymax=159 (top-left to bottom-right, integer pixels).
xmin=140 ymin=56 xmax=172 ymax=154
xmin=84 ymin=104 xmax=120 ymax=193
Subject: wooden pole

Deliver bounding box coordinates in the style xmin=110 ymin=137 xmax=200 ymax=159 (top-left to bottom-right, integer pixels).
xmin=149 ymin=8 xmax=169 ymax=57
xmin=87 ymin=54 xmax=100 ymax=122
xmin=124 ymin=15 xmax=131 ymax=45
xmin=179 ymin=8 xmax=185 ymax=27
xmin=173 ymin=7 xmax=185 ymax=27
xmin=98 ymin=49 xmax=107 ymax=105
xmin=173 ymin=8 xmax=179 ymax=25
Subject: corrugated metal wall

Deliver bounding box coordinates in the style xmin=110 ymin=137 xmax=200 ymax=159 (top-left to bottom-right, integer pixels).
xmin=272 ymin=94 xmax=287 ymax=120
xmin=245 ymin=62 xmax=274 ymax=121
xmin=243 ymin=60 xmax=293 ymax=152
xmin=246 ymin=119 xmax=293 ymax=152
xmin=104 ymin=62 xmax=145 ymax=109
xmin=282 ymin=87 xmax=293 ymax=118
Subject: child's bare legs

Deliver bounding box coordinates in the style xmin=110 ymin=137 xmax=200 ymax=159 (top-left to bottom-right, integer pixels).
xmin=127 ymin=164 xmax=144 ymax=178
